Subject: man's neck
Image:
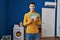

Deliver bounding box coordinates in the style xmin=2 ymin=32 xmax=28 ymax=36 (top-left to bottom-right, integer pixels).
xmin=30 ymin=10 xmax=35 ymax=13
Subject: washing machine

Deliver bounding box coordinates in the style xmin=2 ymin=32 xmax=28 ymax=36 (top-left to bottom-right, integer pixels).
xmin=13 ymin=24 xmax=24 ymax=40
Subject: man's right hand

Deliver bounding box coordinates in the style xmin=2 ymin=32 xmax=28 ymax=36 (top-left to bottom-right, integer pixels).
xmin=30 ymin=18 xmax=34 ymax=23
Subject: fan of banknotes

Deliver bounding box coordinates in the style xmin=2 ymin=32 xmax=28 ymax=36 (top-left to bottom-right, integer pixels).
xmin=30 ymin=14 xmax=37 ymax=19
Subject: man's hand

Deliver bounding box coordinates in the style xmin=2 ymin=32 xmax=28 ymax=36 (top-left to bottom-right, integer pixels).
xmin=30 ymin=18 xmax=34 ymax=23
xmin=34 ymin=18 xmax=38 ymax=22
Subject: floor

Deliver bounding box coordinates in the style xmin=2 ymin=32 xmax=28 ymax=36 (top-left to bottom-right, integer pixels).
xmin=40 ymin=37 xmax=60 ymax=40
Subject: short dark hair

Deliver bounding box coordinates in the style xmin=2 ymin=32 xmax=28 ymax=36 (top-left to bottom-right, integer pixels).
xmin=30 ymin=2 xmax=35 ymax=5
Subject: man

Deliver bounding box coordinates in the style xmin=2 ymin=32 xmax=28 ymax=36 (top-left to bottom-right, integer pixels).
xmin=23 ymin=2 xmax=42 ymax=40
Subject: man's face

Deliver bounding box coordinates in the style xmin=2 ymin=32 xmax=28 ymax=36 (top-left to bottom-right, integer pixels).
xmin=29 ymin=4 xmax=35 ymax=11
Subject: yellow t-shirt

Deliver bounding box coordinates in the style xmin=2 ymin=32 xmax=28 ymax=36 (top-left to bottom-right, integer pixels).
xmin=23 ymin=11 xmax=42 ymax=33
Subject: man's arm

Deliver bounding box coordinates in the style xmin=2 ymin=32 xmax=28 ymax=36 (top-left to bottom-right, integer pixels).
xmin=23 ymin=14 xmax=31 ymax=26
xmin=36 ymin=14 xmax=42 ymax=25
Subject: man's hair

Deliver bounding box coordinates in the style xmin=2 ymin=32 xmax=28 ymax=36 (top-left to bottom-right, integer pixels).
xmin=30 ymin=2 xmax=35 ymax=5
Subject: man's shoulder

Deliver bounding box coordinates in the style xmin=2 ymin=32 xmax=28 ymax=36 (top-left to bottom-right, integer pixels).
xmin=24 ymin=12 xmax=29 ymax=16
xmin=25 ymin=12 xmax=29 ymax=14
xmin=35 ymin=12 xmax=40 ymax=15
xmin=25 ymin=12 xmax=30 ymax=15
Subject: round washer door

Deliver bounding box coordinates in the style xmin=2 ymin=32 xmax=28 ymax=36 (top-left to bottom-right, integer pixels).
xmin=15 ymin=31 xmax=22 ymax=38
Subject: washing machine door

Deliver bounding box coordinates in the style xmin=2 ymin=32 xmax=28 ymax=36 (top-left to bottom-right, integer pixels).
xmin=15 ymin=30 xmax=22 ymax=38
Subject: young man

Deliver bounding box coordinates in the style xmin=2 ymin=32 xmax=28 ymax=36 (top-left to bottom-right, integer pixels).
xmin=23 ymin=2 xmax=42 ymax=40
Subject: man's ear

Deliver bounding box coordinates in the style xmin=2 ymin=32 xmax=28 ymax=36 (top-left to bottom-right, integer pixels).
xmin=34 ymin=6 xmax=35 ymax=8
xmin=29 ymin=6 xmax=30 ymax=8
